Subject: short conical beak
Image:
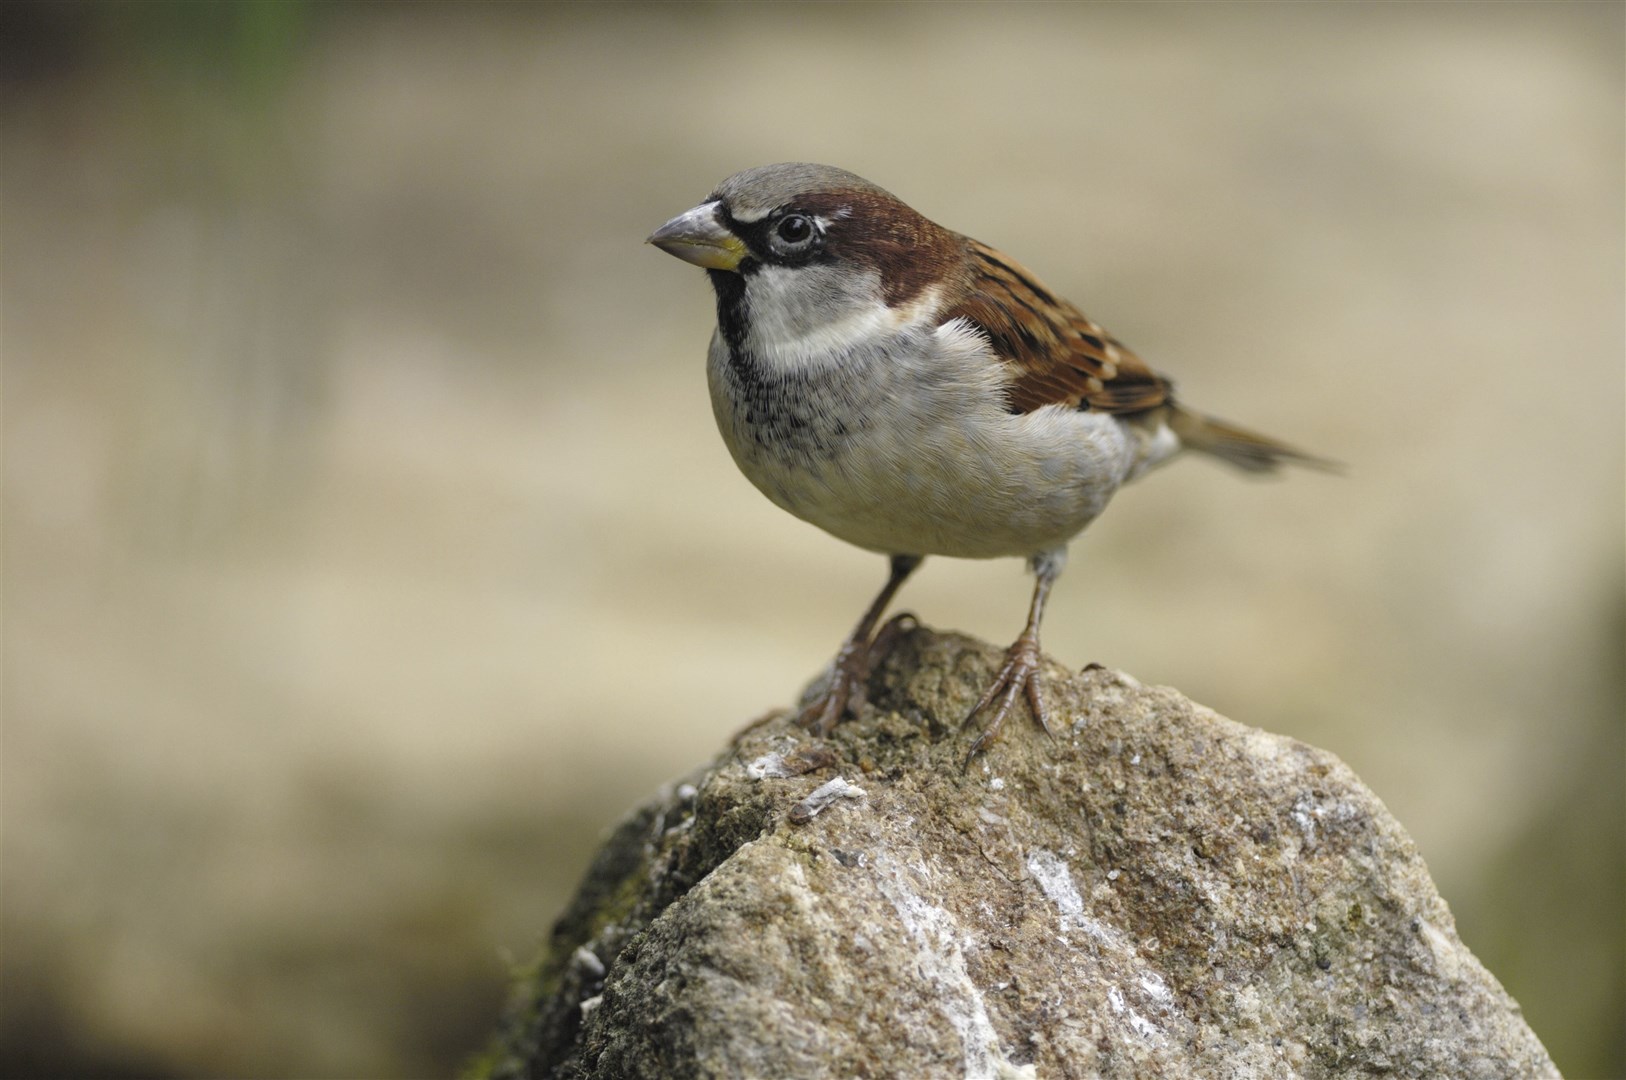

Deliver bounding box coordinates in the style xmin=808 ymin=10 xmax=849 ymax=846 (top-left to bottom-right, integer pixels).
xmin=646 ymin=201 xmax=746 ymax=271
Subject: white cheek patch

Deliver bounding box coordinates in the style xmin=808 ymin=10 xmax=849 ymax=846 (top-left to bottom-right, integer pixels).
xmin=744 ymin=270 xmax=942 ymax=370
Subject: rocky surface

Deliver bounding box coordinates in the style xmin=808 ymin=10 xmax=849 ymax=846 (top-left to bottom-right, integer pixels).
xmin=475 ymin=627 xmax=1557 ymax=1079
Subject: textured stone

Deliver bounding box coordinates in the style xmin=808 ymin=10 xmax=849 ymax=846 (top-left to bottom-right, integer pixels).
xmin=475 ymin=627 xmax=1558 ymax=1080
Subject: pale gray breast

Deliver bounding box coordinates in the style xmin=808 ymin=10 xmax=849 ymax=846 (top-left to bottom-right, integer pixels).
xmin=706 ymin=323 xmax=1143 ymax=559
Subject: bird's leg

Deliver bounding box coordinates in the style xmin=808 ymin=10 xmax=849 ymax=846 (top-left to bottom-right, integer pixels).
xmin=963 ymin=550 xmax=1064 ymax=766
xmin=798 ymin=554 xmax=922 ymax=736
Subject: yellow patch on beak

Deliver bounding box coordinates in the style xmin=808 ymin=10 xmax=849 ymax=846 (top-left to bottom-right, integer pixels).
xmin=647 ymin=202 xmax=747 ymax=271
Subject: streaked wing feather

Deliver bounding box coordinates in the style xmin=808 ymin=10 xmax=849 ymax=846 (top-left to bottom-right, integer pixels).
xmin=946 ymin=240 xmax=1171 ymax=416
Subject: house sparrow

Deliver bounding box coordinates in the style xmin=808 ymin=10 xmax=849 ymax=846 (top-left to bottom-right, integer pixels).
xmin=648 ymin=163 xmax=1327 ymax=762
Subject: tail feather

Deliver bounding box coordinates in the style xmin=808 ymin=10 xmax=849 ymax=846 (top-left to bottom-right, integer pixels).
xmin=1167 ymin=405 xmax=1340 ymax=474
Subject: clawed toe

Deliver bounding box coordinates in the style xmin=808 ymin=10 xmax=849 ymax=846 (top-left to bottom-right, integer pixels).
xmin=796 ymin=684 xmax=850 ymax=737
xmin=868 ymin=612 xmax=918 ymax=660
xmin=797 ymin=612 xmax=921 ymax=736
xmin=798 ymin=639 xmax=869 ymax=736
xmin=798 ymin=556 xmax=922 ymax=737
xmin=962 ymin=635 xmax=1050 ymax=768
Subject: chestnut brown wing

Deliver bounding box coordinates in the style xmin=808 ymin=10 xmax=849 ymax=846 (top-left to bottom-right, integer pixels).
xmin=946 ymin=240 xmax=1171 ymax=416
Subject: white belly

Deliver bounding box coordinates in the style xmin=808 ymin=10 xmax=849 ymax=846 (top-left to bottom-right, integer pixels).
xmin=707 ymin=322 xmax=1154 ymax=559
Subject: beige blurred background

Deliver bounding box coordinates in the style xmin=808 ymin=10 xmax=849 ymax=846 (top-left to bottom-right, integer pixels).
xmin=3 ymin=3 xmax=1621 ymax=1076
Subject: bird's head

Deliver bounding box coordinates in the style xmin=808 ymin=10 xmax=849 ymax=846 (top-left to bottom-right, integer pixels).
xmin=648 ymin=163 xmax=963 ymax=367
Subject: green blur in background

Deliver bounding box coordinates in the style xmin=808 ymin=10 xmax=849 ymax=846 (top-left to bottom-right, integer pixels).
xmin=2 ymin=2 xmax=1621 ymax=1077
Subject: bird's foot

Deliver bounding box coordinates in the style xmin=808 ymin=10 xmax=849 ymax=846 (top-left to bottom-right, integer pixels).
xmin=867 ymin=611 xmax=918 ymax=665
xmin=962 ymin=632 xmax=1051 ymax=768
xmin=797 ymin=613 xmax=918 ymax=737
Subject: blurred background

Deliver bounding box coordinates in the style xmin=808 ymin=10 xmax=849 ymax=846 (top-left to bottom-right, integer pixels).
xmin=2 ymin=2 xmax=1621 ymax=1076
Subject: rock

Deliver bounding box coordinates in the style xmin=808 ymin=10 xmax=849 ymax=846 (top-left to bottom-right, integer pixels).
xmin=472 ymin=627 xmax=1558 ymax=1079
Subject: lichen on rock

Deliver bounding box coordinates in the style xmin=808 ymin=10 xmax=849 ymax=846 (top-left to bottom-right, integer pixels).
xmin=474 ymin=626 xmax=1557 ymax=1079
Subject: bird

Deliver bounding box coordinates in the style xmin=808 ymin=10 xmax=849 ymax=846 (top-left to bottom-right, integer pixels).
xmin=647 ymin=162 xmax=1328 ymax=763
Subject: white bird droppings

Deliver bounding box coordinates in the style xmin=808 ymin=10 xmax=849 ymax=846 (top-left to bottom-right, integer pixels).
xmin=571 ymin=946 xmax=605 ymax=978
xmin=870 ymin=852 xmax=1025 ymax=1079
xmin=788 ymin=776 xmax=866 ymax=824
xmin=1025 ymin=849 xmax=1086 ymax=932
xmin=746 ymin=752 xmax=790 ymax=780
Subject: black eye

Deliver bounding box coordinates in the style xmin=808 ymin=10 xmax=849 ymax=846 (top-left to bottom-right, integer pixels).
xmin=776 ymin=215 xmax=813 ymax=244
